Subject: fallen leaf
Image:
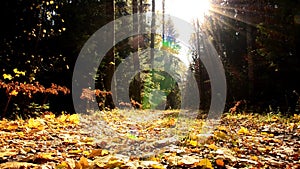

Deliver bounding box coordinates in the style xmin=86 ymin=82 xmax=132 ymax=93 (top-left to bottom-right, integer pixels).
xmin=79 ymin=156 xmax=89 ymax=167
xmin=207 ymin=143 xmax=218 ymax=150
xmin=198 ymin=158 xmax=213 ymax=169
xmin=238 ymin=126 xmax=249 ymax=135
xmin=0 ymin=162 xmax=38 ymax=169
xmin=215 ymin=158 xmax=225 ymax=167
xmin=189 ymin=140 xmax=198 ymax=147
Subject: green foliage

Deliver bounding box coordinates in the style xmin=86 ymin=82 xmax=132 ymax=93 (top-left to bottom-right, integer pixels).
xmin=141 ymin=70 xmax=179 ymax=109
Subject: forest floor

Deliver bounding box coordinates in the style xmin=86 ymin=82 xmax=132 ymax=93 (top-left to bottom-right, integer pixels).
xmin=0 ymin=110 xmax=299 ymax=169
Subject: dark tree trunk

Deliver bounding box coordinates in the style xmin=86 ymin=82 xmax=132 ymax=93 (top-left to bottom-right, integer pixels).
xmin=103 ymin=0 xmax=115 ymax=109
xmin=131 ymin=0 xmax=142 ymax=104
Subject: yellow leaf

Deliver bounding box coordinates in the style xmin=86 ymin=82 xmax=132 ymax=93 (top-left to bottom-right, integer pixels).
xmin=189 ymin=133 xmax=197 ymax=140
xmin=151 ymin=164 xmax=165 ymax=169
xmin=3 ymin=74 xmax=13 ymax=80
xmin=68 ymin=114 xmax=79 ymax=124
xmin=8 ymin=124 xmax=19 ymax=130
xmin=101 ymin=149 xmax=109 ymax=156
xmin=81 ymin=137 xmax=94 ymax=143
xmin=68 ymin=149 xmax=82 ymax=154
xmin=82 ymin=151 xmax=90 ymax=156
xmin=59 ymin=114 xmax=68 ymax=122
xmin=189 ymin=140 xmax=198 ymax=147
xmin=217 ymin=126 xmax=228 ymax=132
xmin=214 ymin=131 xmax=228 ymax=140
xmin=257 ymin=147 xmax=266 ymax=152
xmin=261 ymin=132 xmax=268 ymax=135
xmin=45 ymin=113 xmax=55 ymax=119
xmin=250 ymin=155 xmax=258 ymax=161
xmin=207 ymin=143 xmax=218 ymax=150
xmin=107 ymin=159 xmax=124 ymax=168
xmin=13 ymin=68 xmax=18 ymax=73
xmin=237 ymin=127 xmax=249 ymax=135
xmin=56 ymin=161 xmax=69 ymax=168
xmin=198 ymin=158 xmax=213 ymax=169
xmin=28 ymin=118 xmax=41 ymax=128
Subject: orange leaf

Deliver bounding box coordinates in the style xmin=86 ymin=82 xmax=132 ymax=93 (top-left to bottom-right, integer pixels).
xmin=216 ymin=159 xmax=225 ymax=167
xmin=89 ymin=149 xmax=106 ymax=158
xmin=79 ymin=156 xmax=89 ymax=167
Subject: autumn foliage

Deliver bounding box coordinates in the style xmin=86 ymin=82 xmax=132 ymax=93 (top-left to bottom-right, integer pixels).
xmin=0 ymin=80 xmax=70 ymax=118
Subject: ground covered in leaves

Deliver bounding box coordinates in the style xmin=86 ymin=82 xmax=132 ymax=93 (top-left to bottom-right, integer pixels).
xmin=0 ymin=110 xmax=299 ymax=169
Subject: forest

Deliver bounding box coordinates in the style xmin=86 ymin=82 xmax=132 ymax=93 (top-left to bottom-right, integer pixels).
xmin=0 ymin=0 xmax=300 ymax=168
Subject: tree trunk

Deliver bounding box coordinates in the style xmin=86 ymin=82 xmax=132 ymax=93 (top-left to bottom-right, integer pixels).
xmin=150 ymin=0 xmax=156 ymax=74
xmin=103 ymin=0 xmax=115 ymax=109
xmin=247 ymin=24 xmax=254 ymax=105
xmin=195 ymin=20 xmax=206 ymax=110
xmin=132 ymin=0 xmax=142 ymax=103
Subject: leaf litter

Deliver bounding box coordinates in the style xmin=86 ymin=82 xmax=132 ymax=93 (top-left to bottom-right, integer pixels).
xmin=0 ymin=111 xmax=299 ymax=168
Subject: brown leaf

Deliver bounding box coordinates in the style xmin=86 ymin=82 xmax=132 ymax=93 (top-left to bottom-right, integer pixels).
xmin=0 ymin=162 xmax=38 ymax=169
xmin=79 ymin=156 xmax=89 ymax=168
xmin=89 ymin=149 xmax=103 ymax=158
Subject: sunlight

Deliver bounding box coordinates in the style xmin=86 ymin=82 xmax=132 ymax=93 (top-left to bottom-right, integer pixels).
xmin=162 ymin=0 xmax=211 ymax=23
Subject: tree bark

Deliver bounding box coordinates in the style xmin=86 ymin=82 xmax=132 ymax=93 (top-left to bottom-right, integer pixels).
xmin=132 ymin=0 xmax=142 ymax=103
xmin=103 ymin=0 xmax=115 ymax=109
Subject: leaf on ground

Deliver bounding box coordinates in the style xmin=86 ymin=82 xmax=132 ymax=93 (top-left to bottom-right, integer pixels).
xmin=189 ymin=140 xmax=198 ymax=147
xmin=89 ymin=149 xmax=109 ymax=158
xmin=198 ymin=158 xmax=213 ymax=169
xmin=237 ymin=126 xmax=249 ymax=135
xmin=207 ymin=143 xmax=218 ymax=150
xmin=215 ymin=158 xmax=225 ymax=167
xmin=79 ymin=156 xmax=89 ymax=168
xmin=0 ymin=162 xmax=38 ymax=169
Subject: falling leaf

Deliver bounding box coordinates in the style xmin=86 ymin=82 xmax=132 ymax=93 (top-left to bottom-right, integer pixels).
xmin=3 ymin=74 xmax=13 ymax=80
xmin=13 ymin=68 xmax=18 ymax=74
xmin=9 ymin=90 xmax=18 ymax=96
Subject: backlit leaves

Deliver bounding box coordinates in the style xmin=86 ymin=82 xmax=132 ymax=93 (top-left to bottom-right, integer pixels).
xmin=0 ymin=111 xmax=299 ymax=168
